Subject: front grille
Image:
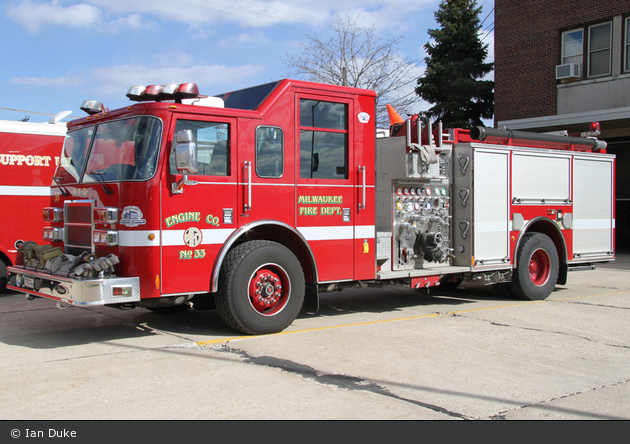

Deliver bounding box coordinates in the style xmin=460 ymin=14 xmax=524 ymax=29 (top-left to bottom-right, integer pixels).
xmin=64 ymin=200 xmax=94 ymax=255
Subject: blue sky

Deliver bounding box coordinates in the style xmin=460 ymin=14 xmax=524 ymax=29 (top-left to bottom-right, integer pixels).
xmin=0 ymin=0 xmax=494 ymax=124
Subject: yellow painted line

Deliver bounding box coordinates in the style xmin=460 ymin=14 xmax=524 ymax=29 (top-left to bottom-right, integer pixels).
xmin=195 ymin=289 xmax=629 ymax=347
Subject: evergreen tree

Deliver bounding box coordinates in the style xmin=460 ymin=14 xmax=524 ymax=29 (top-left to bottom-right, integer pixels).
xmin=416 ymin=0 xmax=494 ymax=128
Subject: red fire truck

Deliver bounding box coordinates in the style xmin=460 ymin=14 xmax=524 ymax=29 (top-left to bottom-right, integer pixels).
xmin=0 ymin=114 xmax=69 ymax=292
xmin=6 ymin=80 xmax=615 ymax=334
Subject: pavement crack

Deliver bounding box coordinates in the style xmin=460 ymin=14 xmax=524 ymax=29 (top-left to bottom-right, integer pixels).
xmin=217 ymin=344 xmax=469 ymax=420
xmin=488 ymin=379 xmax=630 ymax=420
xmin=452 ymin=313 xmax=630 ymax=351
xmin=563 ymin=300 xmax=630 ymax=310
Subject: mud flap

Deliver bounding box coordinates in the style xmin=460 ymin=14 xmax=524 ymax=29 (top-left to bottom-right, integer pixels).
xmin=302 ymin=282 xmax=319 ymax=314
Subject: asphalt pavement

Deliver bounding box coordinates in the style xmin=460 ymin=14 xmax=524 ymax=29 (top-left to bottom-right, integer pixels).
xmin=0 ymin=255 xmax=629 ymax=426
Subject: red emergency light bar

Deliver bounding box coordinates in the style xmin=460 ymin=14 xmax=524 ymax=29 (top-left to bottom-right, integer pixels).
xmin=126 ymin=83 xmax=201 ymax=102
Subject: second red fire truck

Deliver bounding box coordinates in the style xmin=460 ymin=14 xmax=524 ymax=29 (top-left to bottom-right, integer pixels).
xmin=0 ymin=114 xmax=69 ymax=293
xmin=6 ymin=79 xmax=615 ymax=334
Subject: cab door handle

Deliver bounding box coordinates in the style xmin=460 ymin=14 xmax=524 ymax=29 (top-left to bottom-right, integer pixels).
xmin=243 ymin=161 xmax=252 ymax=212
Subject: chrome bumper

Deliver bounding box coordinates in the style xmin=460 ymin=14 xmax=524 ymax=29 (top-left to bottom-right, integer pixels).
xmin=7 ymin=265 xmax=140 ymax=306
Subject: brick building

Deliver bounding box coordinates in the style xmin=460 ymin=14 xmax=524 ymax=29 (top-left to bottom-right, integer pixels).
xmin=494 ymin=0 xmax=630 ymax=250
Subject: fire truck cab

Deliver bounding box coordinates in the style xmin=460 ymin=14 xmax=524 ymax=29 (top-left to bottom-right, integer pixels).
xmin=6 ymin=80 xmax=615 ymax=335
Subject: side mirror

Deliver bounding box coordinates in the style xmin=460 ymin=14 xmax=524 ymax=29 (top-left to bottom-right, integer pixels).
xmin=174 ymin=129 xmax=198 ymax=174
xmin=172 ymin=129 xmax=198 ymax=194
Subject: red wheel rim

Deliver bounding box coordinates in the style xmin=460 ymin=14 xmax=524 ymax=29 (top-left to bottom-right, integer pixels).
xmin=248 ymin=264 xmax=291 ymax=316
xmin=528 ymin=248 xmax=551 ymax=286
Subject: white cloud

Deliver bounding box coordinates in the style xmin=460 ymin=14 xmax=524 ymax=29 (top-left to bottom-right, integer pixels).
xmin=8 ymin=0 xmax=437 ymax=33
xmin=6 ymin=0 xmax=156 ymax=33
xmin=88 ymin=60 xmax=266 ymax=97
xmin=6 ymin=0 xmax=101 ymax=32
xmin=9 ymin=75 xmax=82 ymax=88
xmin=218 ymin=31 xmax=272 ymax=47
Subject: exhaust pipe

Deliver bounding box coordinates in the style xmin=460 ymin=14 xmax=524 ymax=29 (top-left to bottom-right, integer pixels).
xmin=470 ymin=126 xmax=607 ymax=150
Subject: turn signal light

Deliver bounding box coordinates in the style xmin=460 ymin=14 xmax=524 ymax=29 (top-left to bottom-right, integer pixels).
xmin=93 ymin=207 xmax=118 ymax=224
xmin=43 ymin=227 xmax=64 ymax=242
xmin=112 ymin=286 xmax=132 ymax=296
xmin=93 ymin=230 xmax=119 ymax=246
xmin=43 ymin=207 xmax=64 ymax=222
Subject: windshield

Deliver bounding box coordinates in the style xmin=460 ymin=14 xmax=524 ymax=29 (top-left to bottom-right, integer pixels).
xmin=59 ymin=116 xmax=162 ymax=183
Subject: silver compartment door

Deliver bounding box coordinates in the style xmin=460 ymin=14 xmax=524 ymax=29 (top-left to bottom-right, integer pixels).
xmin=512 ymin=152 xmax=570 ymax=204
xmin=473 ymin=149 xmax=510 ymax=264
xmin=573 ymin=156 xmax=614 ymax=257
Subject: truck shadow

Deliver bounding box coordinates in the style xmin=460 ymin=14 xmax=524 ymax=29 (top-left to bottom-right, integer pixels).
xmin=300 ymin=282 xmax=546 ymax=318
xmin=0 ymin=283 xmax=567 ymax=349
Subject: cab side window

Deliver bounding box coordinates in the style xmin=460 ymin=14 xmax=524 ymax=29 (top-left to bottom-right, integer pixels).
xmin=256 ymin=126 xmax=284 ymax=178
xmin=169 ymin=120 xmax=229 ymax=176
xmin=299 ymin=99 xmax=348 ymax=180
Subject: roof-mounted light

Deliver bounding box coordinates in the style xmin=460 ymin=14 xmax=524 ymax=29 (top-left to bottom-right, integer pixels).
xmin=125 ymin=83 xmax=201 ymax=102
xmin=126 ymin=85 xmax=146 ymax=101
xmin=176 ymin=83 xmax=200 ymax=99
xmin=80 ymin=100 xmax=108 ymax=115
xmin=581 ymin=121 xmax=602 ymax=138
xmin=143 ymin=85 xmax=163 ymax=100
xmin=158 ymin=83 xmax=179 ymax=100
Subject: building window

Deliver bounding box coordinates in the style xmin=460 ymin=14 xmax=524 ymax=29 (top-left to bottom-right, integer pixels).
xmin=588 ymin=22 xmax=612 ymax=77
xmin=562 ymin=29 xmax=583 ymax=65
xmin=625 ymin=17 xmax=630 ymax=73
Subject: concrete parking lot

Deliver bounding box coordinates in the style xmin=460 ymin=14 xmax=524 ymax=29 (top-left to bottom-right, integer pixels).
xmin=0 ymin=256 xmax=629 ymax=422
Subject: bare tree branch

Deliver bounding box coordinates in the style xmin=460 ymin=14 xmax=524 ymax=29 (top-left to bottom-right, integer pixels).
xmin=281 ymin=15 xmax=420 ymax=127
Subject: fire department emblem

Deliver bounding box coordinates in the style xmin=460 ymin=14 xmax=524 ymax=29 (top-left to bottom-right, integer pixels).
xmin=183 ymin=227 xmax=203 ymax=248
xmin=357 ymin=112 xmax=370 ymax=123
xmin=120 ymin=206 xmax=147 ymax=227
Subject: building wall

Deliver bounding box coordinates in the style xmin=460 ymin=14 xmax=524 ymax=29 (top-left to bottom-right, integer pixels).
xmin=494 ymin=0 xmax=630 ymax=125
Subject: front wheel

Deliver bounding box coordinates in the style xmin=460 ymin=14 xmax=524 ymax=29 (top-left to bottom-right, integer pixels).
xmin=215 ymin=240 xmax=305 ymax=335
xmin=509 ymin=233 xmax=559 ymax=301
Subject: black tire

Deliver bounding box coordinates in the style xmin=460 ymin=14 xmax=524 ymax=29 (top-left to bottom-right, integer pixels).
xmin=0 ymin=260 xmax=7 ymax=294
xmin=215 ymin=240 xmax=305 ymax=335
xmin=509 ymin=233 xmax=559 ymax=301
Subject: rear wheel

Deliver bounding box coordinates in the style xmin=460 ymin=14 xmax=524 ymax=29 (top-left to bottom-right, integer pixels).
xmin=215 ymin=240 xmax=305 ymax=335
xmin=509 ymin=233 xmax=559 ymax=301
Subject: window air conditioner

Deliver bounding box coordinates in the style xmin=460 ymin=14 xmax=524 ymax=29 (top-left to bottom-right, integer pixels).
xmin=556 ymin=63 xmax=581 ymax=80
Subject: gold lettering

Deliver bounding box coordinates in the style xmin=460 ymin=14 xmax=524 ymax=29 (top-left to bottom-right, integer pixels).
xmin=165 ymin=211 xmax=201 ymax=228
xmin=299 ymin=207 xmax=318 ymax=216
xmin=298 ymin=195 xmax=344 ymax=205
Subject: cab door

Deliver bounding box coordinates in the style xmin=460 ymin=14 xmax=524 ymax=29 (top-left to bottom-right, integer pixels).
xmin=296 ymin=95 xmax=355 ymax=282
xmin=238 ymin=121 xmax=295 ymax=229
xmin=160 ymin=115 xmax=238 ymax=295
